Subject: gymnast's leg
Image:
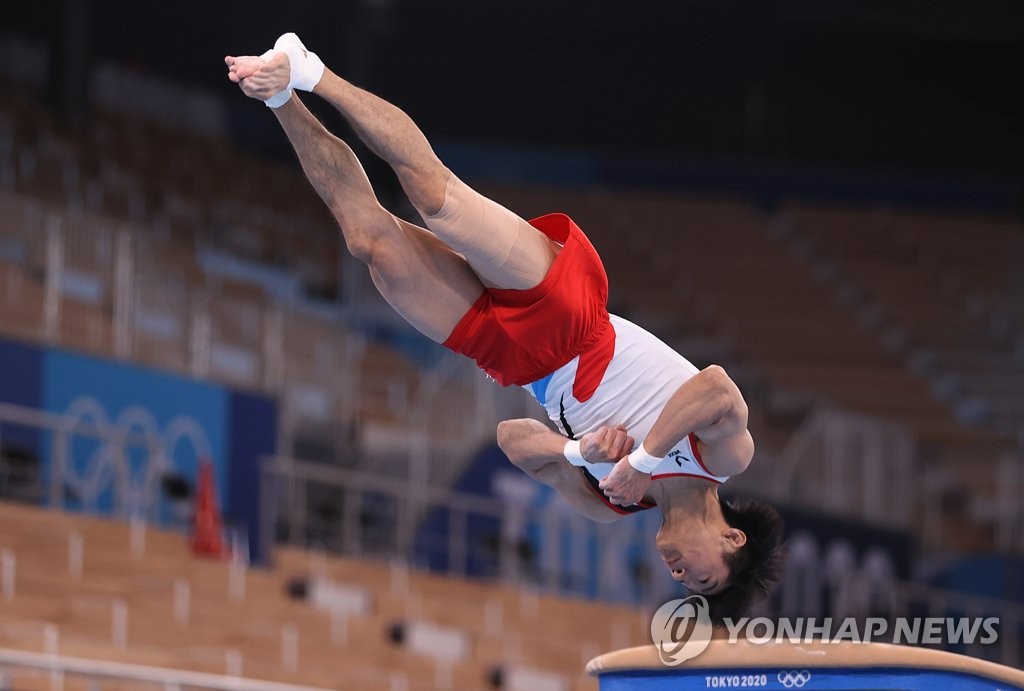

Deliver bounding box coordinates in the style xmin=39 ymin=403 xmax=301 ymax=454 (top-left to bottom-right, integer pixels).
xmin=226 ymin=36 xmax=558 ymax=291
xmin=226 ymin=61 xmax=482 ymax=344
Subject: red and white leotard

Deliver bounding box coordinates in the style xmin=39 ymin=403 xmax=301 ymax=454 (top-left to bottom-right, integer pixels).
xmin=442 ymin=212 xmax=729 ymax=488
xmin=526 ymin=314 xmax=727 ymax=486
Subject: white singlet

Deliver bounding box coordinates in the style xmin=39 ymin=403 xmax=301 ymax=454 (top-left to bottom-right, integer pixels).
xmin=524 ymin=314 xmax=729 ymax=484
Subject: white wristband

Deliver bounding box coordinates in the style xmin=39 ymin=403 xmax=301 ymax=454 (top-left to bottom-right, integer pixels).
xmin=260 ymin=49 xmax=294 ymax=109
xmin=274 ymin=32 xmax=325 ymax=92
xmin=264 ymin=87 xmax=294 ymax=109
xmin=627 ymin=443 xmax=661 ymax=474
xmin=563 ymin=439 xmax=587 ymax=466
xmin=262 ymin=34 xmax=325 ymax=109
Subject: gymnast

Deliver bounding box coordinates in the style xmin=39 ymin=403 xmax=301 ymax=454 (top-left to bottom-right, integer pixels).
xmin=225 ymin=33 xmax=784 ymax=621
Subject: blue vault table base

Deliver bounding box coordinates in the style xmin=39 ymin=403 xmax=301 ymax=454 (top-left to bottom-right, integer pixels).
xmin=587 ymin=641 xmax=1024 ymax=691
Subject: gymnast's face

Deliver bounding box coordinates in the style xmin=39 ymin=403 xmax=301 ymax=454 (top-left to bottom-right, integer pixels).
xmin=655 ymin=522 xmax=746 ymax=596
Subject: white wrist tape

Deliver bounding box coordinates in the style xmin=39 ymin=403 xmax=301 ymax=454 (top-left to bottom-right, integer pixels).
xmin=259 ymin=50 xmax=292 ymax=108
xmin=275 ymin=32 xmax=325 ymax=92
xmin=627 ymin=443 xmax=661 ymax=474
xmin=261 ymin=32 xmax=325 ymax=109
xmin=563 ymin=439 xmax=587 ymax=467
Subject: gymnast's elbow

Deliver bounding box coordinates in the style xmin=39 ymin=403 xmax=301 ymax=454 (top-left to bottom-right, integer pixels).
xmin=704 ymin=364 xmax=749 ymax=429
xmin=496 ymin=419 xmax=530 ymax=460
xmin=496 ymin=418 xmax=555 ymax=475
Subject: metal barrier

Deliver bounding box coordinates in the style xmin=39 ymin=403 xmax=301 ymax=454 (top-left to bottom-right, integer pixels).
xmin=0 ymin=648 xmax=332 ymax=691
xmin=772 ymin=408 xmax=916 ymax=530
xmin=262 ymin=455 xmax=1024 ymax=668
xmin=259 ymin=454 xmax=568 ymax=586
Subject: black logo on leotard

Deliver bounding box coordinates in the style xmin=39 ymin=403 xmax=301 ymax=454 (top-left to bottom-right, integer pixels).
xmin=668 ymin=449 xmax=683 ymax=467
xmin=559 ymin=394 xmax=576 ymax=440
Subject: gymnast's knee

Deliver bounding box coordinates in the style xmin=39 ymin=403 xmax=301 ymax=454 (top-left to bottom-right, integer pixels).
xmin=338 ymin=208 xmax=398 ymax=265
xmin=400 ymin=163 xmax=451 ymax=218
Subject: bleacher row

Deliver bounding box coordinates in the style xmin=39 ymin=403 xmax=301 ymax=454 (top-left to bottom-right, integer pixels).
xmin=0 ymin=500 xmax=643 ymax=690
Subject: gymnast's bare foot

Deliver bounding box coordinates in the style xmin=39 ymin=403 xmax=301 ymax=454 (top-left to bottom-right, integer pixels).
xmin=225 ymin=33 xmax=325 ymax=108
xmin=224 ymin=52 xmax=291 ymax=103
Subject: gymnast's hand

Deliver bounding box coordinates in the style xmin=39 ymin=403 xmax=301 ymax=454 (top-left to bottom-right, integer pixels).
xmin=579 ymin=425 xmax=635 ymax=464
xmin=599 ymin=455 xmax=653 ymax=506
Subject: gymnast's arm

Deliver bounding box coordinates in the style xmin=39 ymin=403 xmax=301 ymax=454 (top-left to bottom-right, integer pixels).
xmin=599 ymin=365 xmax=754 ymax=505
xmin=642 ymin=364 xmax=753 ymax=474
xmin=496 ymin=418 xmax=634 ymax=523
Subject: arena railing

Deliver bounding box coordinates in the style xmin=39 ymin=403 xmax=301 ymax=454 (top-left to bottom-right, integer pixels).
xmin=771 ymin=407 xmax=917 ymax=531
xmin=260 ymin=454 xmax=1024 ymax=668
xmin=0 ymin=647 xmax=333 ymax=691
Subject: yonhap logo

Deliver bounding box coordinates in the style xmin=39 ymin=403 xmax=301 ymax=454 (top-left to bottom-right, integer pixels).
xmin=650 ymin=595 xmax=713 ymax=666
xmin=777 ymin=670 xmax=812 ymax=688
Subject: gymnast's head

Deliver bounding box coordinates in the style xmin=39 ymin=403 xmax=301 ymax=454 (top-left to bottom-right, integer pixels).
xmin=655 ymin=495 xmax=785 ymax=625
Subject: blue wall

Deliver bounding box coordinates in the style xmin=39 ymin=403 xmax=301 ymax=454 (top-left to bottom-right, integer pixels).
xmin=41 ymin=350 xmax=229 ymax=519
xmin=0 ymin=337 xmax=276 ymax=563
xmin=0 ymin=340 xmax=44 ymax=457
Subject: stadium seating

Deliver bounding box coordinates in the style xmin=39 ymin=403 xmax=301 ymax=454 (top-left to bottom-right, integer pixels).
xmin=0 ymin=500 xmax=648 ymax=689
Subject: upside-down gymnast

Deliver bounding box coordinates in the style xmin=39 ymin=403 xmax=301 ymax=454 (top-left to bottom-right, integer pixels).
xmin=225 ymin=33 xmax=784 ymax=621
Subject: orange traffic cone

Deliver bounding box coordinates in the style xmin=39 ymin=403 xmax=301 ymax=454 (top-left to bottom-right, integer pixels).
xmin=191 ymin=459 xmax=226 ymax=558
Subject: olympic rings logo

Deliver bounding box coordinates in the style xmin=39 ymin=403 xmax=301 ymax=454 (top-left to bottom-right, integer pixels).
xmin=55 ymin=396 xmax=213 ymax=514
xmin=777 ymin=670 xmax=812 ymax=688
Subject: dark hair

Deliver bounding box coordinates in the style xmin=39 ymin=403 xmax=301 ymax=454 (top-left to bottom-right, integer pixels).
xmin=704 ymin=497 xmax=785 ymax=625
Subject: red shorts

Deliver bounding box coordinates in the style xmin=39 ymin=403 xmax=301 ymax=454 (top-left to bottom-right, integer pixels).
xmin=443 ymin=213 xmax=615 ymax=398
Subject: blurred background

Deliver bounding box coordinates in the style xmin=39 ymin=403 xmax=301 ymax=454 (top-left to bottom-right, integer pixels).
xmin=0 ymin=0 xmax=1022 ymax=688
